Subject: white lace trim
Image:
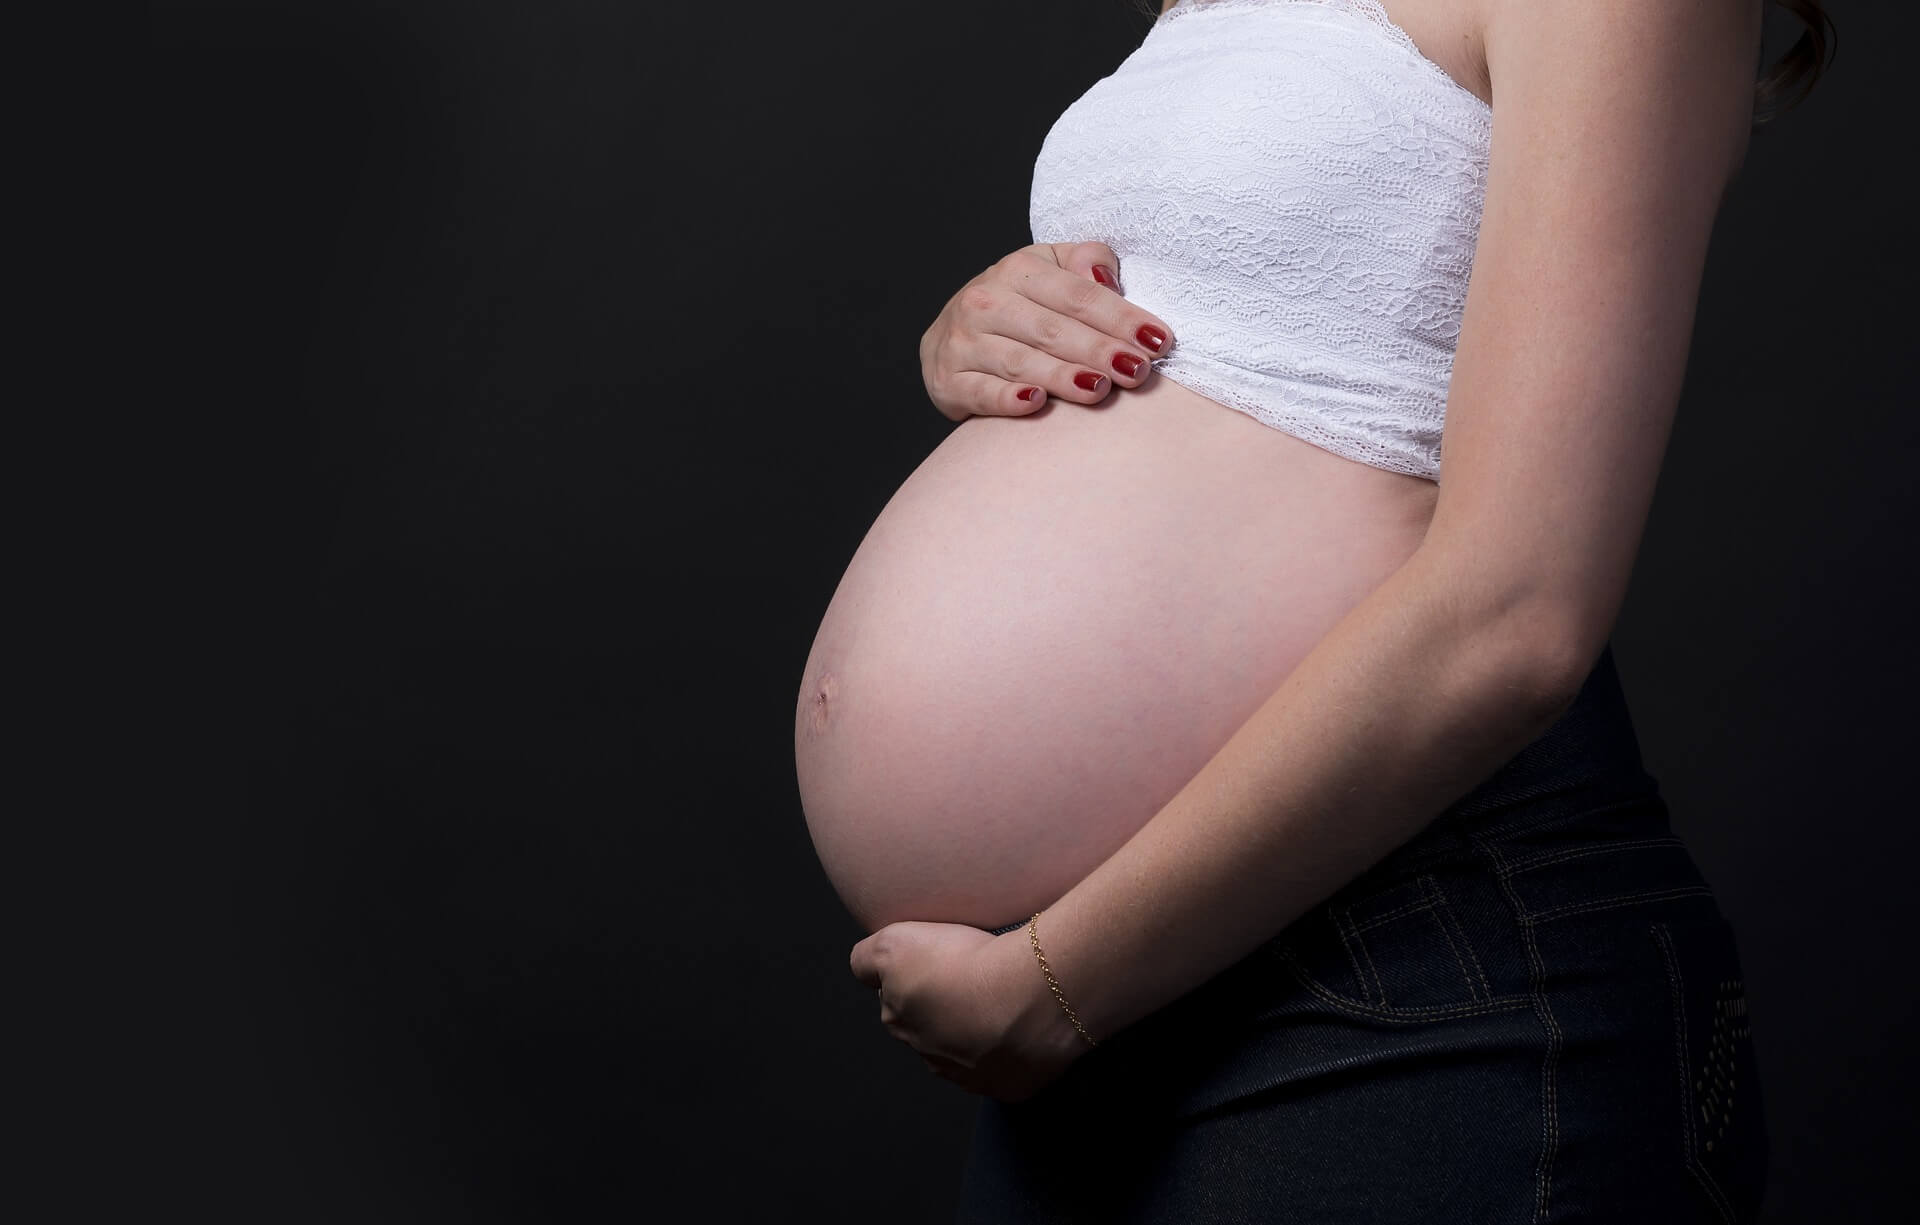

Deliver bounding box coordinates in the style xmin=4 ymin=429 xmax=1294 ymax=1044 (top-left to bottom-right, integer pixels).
xmin=1162 ymin=0 xmax=1491 ymax=121
xmin=1032 ymin=0 xmax=1493 ymax=480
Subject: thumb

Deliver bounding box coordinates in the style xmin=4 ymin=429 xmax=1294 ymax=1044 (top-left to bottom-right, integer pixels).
xmin=1061 ymin=240 xmax=1122 ymax=294
xmin=849 ymin=933 xmax=886 ymax=989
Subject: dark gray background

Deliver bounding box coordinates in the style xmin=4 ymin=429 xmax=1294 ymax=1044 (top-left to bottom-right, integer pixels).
xmin=151 ymin=1 xmax=1909 ymax=1220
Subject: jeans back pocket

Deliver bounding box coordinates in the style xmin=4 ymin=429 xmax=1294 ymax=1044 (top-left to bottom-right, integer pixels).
xmin=1650 ymin=915 xmax=1769 ymax=1223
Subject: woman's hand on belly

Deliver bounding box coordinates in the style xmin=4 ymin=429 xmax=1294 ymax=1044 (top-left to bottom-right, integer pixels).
xmin=919 ymin=240 xmax=1173 ymax=422
xmin=849 ymin=919 xmax=1091 ymax=1102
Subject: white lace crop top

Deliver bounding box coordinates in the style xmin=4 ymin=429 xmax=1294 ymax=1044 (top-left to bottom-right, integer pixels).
xmin=1028 ymin=0 xmax=1492 ymax=481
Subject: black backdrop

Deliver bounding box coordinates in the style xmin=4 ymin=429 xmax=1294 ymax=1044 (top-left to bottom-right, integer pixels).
xmin=148 ymin=1 xmax=1912 ymax=1220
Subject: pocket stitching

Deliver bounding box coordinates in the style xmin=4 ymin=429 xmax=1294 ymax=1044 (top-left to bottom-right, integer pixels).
xmin=1333 ymin=903 xmax=1383 ymax=1006
xmin=1291 ymin=875 xmax=1505 ymax=1017
xmin=1503 ymin=836 xmax=1687 ymax=875
xmin=1351 ymin=896 xmax=1439 ymax=932
xmin=1532 ymin=886 xmax=1715 ymax=924
xmin=1423 ymin=874 xmax=1494 ymax=1003
xmin=1276 ymin=942 xmax=1533 ymax=1020
xmin=1650 ymin=920 xmax=1741 ymax=1225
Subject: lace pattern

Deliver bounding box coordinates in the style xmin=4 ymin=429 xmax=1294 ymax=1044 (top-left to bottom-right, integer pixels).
xmin=1030 ymin=0 xmax=1492 ymax=481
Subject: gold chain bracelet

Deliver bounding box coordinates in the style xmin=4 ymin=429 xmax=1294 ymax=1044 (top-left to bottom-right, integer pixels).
xmin=1026 ymin=911 xmax=1098 ymax=1048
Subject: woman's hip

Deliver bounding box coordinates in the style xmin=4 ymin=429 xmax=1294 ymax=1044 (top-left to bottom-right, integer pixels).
xmin=958 ymin=839 xmax=1767 ymax=1224
xmin=956 ymin=644 xmax=1769 ymax=1223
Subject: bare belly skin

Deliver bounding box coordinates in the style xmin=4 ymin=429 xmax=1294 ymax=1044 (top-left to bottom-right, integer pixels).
xmin=794 ymin=373 xmax=1440 ymax=933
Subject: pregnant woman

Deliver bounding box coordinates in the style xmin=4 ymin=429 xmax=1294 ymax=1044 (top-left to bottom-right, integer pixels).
xmin=797 ymin=0 xmax=1832 ymax=1220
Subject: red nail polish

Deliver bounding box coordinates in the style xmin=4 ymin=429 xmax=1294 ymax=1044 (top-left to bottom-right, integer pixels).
xmin=1136 ymin=325 xmax=1167 ymax=353
xmin=1017 ymin=386 xmax=1041 ymax=402
xmin=1092 ymin=265 xmax=1118 ymax=289
xmin=1073 ymin=371 xmax=1107 ymax=393
xmin=1112 ymin=353 xmax=1145 ymax=378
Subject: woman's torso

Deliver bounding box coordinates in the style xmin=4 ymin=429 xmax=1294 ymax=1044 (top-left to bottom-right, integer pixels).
xmin=795 ymin=0 xmax=1490 ymax=934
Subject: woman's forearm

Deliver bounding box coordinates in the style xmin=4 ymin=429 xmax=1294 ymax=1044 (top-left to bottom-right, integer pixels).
xmin=1016 ymin=543 xmax=1592 ymax=1045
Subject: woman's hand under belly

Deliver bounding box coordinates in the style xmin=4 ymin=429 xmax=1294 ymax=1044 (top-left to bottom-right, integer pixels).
xmin=795 ymin=376 xmax=1438 ymax=934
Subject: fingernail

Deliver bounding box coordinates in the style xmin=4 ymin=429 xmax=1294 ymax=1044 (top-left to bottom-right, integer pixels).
xmin=1092 ymin=265 xmax=1118 ymax=290
xmin=1136 ymin=325 xmax=1167 ymax=353
xmin=1112 ymin=353 xmax=1145 ymax=378
xmin=1017 ymin=386 xmax=1042 ymax=402
xmin=1073 ymin=371 xmax=1108 ymax=394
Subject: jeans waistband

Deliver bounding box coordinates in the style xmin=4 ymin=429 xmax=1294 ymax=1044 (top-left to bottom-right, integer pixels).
xmin=1434 ymin=641 xmax=1653 ymax=826
xmin=1355 ymin=640 xmax=1664 ymax=887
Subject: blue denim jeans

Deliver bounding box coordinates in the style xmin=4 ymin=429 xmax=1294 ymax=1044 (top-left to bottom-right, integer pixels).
xmin=957 ymin=643 xmax=1767 ymax=1223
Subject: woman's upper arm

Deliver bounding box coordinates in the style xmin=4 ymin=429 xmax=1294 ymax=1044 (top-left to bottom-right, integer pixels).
xmin=1425 ymin=0 xmax=1764 ymax=683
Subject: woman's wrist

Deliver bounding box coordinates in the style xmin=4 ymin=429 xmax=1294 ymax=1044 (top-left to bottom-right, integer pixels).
xmin=985 ymin=924 xmax=1101 ymax=1066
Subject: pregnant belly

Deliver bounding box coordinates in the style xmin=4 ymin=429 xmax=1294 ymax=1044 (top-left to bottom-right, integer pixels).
xmin=794 ymin=376 xmax=1439 ymax=934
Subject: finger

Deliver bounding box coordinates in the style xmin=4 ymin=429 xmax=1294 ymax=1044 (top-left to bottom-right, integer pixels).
xmin=938 ymin=370 xmax=1051 ymax=418
xmin=950 ymin=333 xmax=1097 ymax=403
xmin=962 ymin=330 xmax=1130 ymax=408
xmin=1061 ymin=240 xmax=1122 ymax=295
xmin=974 ymin=302 xmax=1154 ymax=394
xmin=999 ymin=248 xmax=1173 ymax=358
xmin=848 ymin=937 xmax=884 ymax=990
xmin=1034 ymin=240 xmax=1121 ymax=293
xmin=951 ymin=274 xmax=1155 ymax=394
